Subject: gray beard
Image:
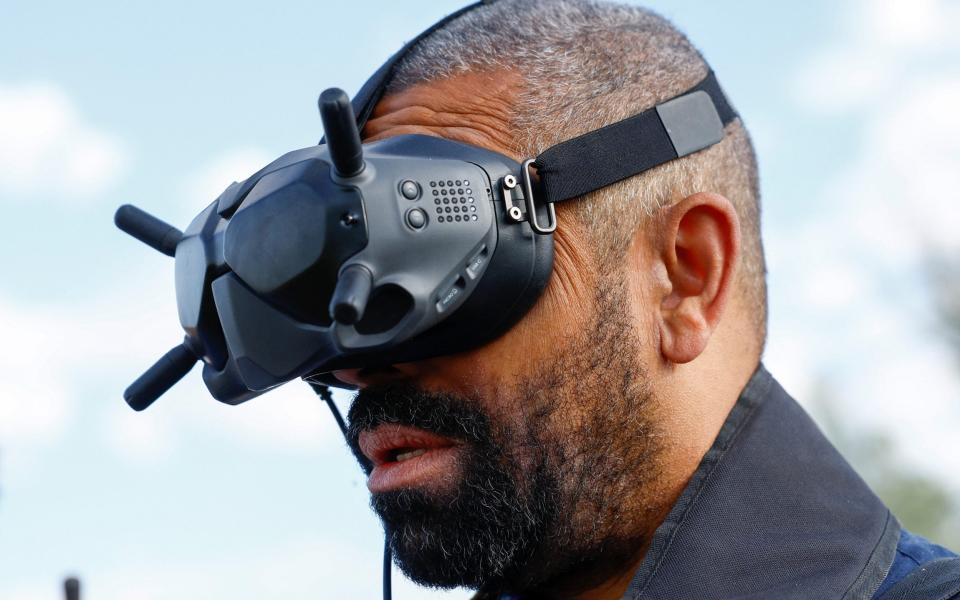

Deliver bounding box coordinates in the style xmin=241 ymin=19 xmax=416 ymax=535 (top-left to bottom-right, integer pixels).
xmin=346 ymin=279 xmax=664 ymax=596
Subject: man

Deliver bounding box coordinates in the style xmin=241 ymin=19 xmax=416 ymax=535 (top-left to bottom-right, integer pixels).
xmin=334 ymin=1 xmax=959 ymax=598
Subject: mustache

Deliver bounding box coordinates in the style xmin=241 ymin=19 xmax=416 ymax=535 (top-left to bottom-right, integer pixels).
xmin=345 ymin=384 xmax=492 ymax=468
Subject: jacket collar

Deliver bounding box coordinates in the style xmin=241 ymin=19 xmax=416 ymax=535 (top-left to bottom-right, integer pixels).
xmin=622 ymin=364 xmax=899 ymax=600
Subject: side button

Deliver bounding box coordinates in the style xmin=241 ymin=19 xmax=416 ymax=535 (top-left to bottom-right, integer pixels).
xmin=436 ymin=277 xmax=465 ymax=313
xmin=465 ymin=246 xmax=488 ymax=280
xmin=400 ymin=180 xmax=421 ymax=200
xmin=406 ymin=208 xmax=427 ymax=229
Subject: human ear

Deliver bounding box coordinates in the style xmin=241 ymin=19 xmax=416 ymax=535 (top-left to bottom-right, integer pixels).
xmin=654 ymin=192 xmax=741 ymax=364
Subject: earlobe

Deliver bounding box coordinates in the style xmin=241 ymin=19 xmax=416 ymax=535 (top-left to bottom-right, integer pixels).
xmin=655 ymin=193 xmax=741 ymax=364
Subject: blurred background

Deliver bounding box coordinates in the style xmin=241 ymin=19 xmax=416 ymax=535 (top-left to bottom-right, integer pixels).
xmin=1 ymin=0 xmax=959 ymax=598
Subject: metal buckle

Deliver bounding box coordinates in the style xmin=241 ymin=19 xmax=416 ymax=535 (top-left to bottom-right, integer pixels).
xmin=521 ymin=159 xmax=556 ymax=235
xmin=501 ymin=174 xmax=525 ymax=223
xmin=499 ymin=160 xmax=556 ymax=235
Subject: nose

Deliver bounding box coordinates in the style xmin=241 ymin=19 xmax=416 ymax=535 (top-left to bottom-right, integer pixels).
xmin=331 ymin=364 xmax=418 ymax=388
xmin=331 ymin=368 xmax=367 ymax=388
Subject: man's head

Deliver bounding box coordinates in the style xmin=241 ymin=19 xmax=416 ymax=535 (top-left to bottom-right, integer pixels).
xmin=339 ymin=0 xmax=765 ymax=596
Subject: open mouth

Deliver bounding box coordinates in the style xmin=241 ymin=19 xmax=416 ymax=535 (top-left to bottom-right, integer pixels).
xmin=359 ymin=424 xmax=462 ymax=493
xmin=392 ymin=448 xmax=428 ymax=462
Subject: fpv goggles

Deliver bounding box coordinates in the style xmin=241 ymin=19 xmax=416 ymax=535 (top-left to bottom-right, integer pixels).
xmin=115 ymin=1 xmax=738 ymax=411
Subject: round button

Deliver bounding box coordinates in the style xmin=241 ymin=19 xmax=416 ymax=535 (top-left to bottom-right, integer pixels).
xmin=400 ymin=180 xmax=420 ymax=200
xmin=406 ymin=208 xmax=427 ymax=229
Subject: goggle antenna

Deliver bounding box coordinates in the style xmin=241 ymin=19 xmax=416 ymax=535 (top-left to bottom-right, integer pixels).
xmin=318 ymin=88 xmax=365 ymax=178
xmin=114 ymin=204 xmax=182 ymax=257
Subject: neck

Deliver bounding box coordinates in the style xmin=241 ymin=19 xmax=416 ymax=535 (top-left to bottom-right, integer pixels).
xmin=505 ymin=502 xmax=670 ymax=600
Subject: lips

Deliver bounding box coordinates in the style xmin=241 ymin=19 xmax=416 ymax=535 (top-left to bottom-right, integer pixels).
xmin=359 ymin=424 xmax=461 ymax=493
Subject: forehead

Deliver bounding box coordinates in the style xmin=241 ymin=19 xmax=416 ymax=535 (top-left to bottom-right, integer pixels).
xmin=361 ymin=70 xmax=523 ymax=159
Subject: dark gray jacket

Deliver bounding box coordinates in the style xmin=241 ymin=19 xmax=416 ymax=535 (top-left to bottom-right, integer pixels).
xmin=620 ymin=365 xmax=960 ymax=600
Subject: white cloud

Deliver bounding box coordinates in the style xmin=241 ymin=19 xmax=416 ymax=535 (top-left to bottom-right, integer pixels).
xmin=103 ymin=407 xmax=176 ymax=464
xmin=793 ymin=52 xmax=889 ymax=114
xmin=870 ymin=77 xmax=960 ymax=254
xmin=839 ymin=346 xmax=960 ymax=484
xmin=164 ymin=377 xmax=348 ymax=456
xmin=793 ymin=0 xmax=960 ymax=113
xmin=0 ymin=286 xmax=171 ymax=475
xmin=0 ymin=83 xmax=127 ymax=201
xmin=0 ymin=299 xmax=72 ymax=458
xmin=867 ymin=0 xmax=949 ymax=47
xmin=767 ymin=0 xmax=960 ymax=489
xmin=799 ymin=262 xmax=866 ymax=310
xmin=178 ymin=147 xmax=271 ymax=218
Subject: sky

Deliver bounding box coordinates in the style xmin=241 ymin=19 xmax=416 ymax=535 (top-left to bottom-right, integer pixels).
xmin=1 ymin=0 xmax=959 ymax=598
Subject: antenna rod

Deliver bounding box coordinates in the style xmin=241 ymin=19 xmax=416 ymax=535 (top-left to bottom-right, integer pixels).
xmin=318 ymin=88 xmax=364 ymax=177
xmin=114 ymin=204 xmax=182 ymax=257
xmin=329 ymin=264 xmax=373 ymax=325
xmin=124 ymin=341 xmax=200 ymax=411
xmin=64 ymin=577 xmax=80 ymax=600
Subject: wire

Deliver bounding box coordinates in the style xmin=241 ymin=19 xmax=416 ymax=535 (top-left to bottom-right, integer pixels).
xmin=310 ymin=382 xmax=392 ymax=600
xmin=383 ymin=536 xmax=393 ymax=600
xmin=312 ymin=382 xmax=347 ymax=435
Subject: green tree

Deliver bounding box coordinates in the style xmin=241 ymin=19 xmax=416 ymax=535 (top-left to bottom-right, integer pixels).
xmin=930 ymin=258 xmax=960 ymax=366
xmin=810 ymin=378 xmax=960 ymax=549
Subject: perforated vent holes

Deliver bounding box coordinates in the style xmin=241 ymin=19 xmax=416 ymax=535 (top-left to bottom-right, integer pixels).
xmin=429 ymin=179 xmax=478 ymax=223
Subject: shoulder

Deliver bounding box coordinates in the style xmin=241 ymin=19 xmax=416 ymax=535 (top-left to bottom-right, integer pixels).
xmin=876 ymin=555 xmax=960 ymax=600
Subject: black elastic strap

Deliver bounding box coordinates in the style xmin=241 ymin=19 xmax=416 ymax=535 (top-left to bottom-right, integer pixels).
xmin=691 ymin=69 xmax=737 ymax=125
xmin=345 ymin=4 xmax=737 ymax=213
xmin=534 ymin=70 xmax=738 ymax=205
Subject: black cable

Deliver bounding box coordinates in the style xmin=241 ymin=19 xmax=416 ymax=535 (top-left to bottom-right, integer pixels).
xmin=310 ymin=382 xmax=392 ymax=600
xmin=383 ymin=536 xmax=393 ymax=600
xmin=312 ymin=382 xmax=347 ymax=435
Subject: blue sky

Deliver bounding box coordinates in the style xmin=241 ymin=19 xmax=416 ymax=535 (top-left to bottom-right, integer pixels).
xmin=1 ymin=1 xmax=959 ymax=598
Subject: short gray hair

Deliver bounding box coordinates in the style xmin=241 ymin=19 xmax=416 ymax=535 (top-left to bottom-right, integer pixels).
xmin=389 ymin=0 xmax=767 ymax=342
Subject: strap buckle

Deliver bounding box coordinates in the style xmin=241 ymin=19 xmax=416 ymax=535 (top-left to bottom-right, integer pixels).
xmin=521 ymin=159 xmax=556 ymax=234
xmin=499 ymin=159 xmax=556 ymax=235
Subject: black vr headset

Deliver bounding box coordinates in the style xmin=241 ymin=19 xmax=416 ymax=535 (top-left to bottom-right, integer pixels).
xmin=115 ymin=0 xmax=738 ymax=412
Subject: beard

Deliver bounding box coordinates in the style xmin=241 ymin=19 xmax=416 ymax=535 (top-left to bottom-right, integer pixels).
xmin=345 ymin=280 xmax=663 ymax=596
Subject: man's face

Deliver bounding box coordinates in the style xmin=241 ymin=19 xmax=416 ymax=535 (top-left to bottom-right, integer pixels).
xmin=337 ymin=72 xmax=667 ymax=594
xmin=345 ymin=279 xmax=663 ymax=591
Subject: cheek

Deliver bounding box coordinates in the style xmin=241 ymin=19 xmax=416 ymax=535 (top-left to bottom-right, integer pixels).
xmin=451 ymin=272 xmax=594 ymax=387
xmin=624 ymin=241 xmax=665 ymax=348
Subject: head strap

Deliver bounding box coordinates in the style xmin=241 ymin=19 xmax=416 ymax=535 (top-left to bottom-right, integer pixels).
xmin=534 ymin=70 xmax=738 ymax=205
xmin=345 ymin=2 xmax=740 ymax=217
